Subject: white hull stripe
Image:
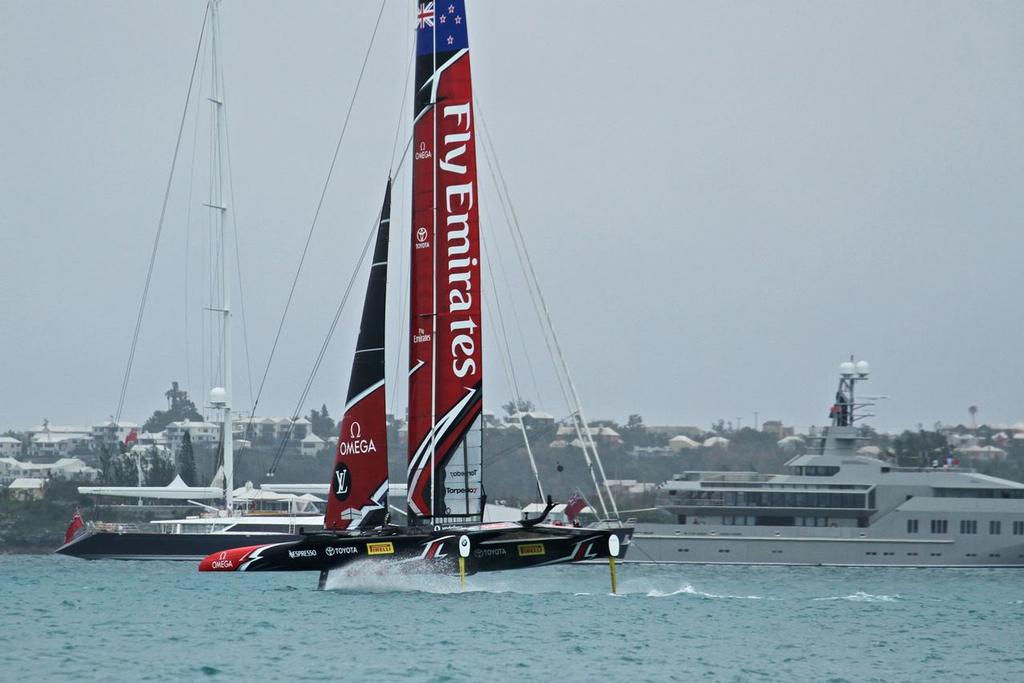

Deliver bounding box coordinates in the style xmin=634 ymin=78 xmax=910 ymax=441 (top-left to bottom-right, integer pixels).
xmin=343 ymin=378 xmax=385 ymax=413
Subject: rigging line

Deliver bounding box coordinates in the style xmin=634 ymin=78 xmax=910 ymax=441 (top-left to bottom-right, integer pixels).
xmin=476 ymin=110 xmax=580 ymax=466
xmin=214 ymin=18 xmax=256 ymax=410
xmin=389 ymin=33 xmax=416 ymax=173
xmin=246 ymin=0 xmax=386 ymax=427
xmin=114 ymin=4 xmax=210 ymax=424
xmin=482 ymin=237 xmax=544 ymax=501
xmin=476 ymin=408 xmax=576 ymax=468
xmin=267 ymin=211 xmax=380 ymax=475
xmin=475 ymin=99 xmax=615 ymax=518
xmin=386 ymin=25 xmax=414 ymax=414
xmin=475 ymin=103 xmax=568 ymax=416
xmin=482 ymin=197 xmax=545 ymax=413
xmin=476 ymin=99 xmax=619 ymax=518
xmin=182 ymin=31 xmax=209 ymax=400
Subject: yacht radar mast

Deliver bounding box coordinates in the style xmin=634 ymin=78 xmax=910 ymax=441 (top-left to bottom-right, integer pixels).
xmin=832 ymin=357 xmax=872 ymax=427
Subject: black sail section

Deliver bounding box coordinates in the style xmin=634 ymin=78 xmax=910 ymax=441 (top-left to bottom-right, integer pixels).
xmin=325 ymin=179 xmax=392 ymax=530
xmin=347 ymin=180 xmax=391 ymax=404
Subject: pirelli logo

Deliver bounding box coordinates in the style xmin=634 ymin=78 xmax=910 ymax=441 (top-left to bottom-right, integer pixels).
xmin=517 ymin=543 xmax=546 ymax=557
xmin=366 ymin=542 xmax=394 ymax=556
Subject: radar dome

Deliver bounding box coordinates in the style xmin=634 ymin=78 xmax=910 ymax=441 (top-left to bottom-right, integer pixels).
xmin=855 ymin=360 xmax=870 ymax=376
xmin=209 ymin=387 xmax=227 ymax=406
xmin=839 ymin=361 xmax=855 ymax=376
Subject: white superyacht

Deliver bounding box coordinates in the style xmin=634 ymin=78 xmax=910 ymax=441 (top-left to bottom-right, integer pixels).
xmin=629 ymin=361 xmax=1024 ymax=567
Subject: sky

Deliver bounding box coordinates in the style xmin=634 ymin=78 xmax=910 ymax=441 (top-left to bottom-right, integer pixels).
xmin=1 ymin=1 xmax=1022 ymax=434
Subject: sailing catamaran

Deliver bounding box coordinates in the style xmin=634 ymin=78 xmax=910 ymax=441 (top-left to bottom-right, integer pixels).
xmin=199 ymin=0 xmax=631 ymax=583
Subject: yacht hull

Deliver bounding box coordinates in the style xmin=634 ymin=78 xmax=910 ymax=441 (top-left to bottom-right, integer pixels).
xmin=199 ymin=524 xmax=632 ymax=574
xmin=55 ymin=529 xmax=303 ymax=561
xmin=628 ymin=523 xmax=1024 ymax=567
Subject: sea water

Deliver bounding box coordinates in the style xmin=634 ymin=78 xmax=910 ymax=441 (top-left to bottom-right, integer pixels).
xmin=2 ymin=556 xmax=1022 ymax=682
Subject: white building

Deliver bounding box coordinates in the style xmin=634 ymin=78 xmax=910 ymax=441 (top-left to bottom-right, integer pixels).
xmin=237 ymin=416 xmax=311 ymax=444
xmin=506 ymin=411 xmax=556 ymax=429
xmin=164 ymin=420 xmax=220 ymax=450
xmin=29 ymin=431 xmax=92 ymax=457
xmin=669 ymin=435 xmax=700 ymax=451
xmin=0 ymin=457 xmax=99 ymax=484
xmin=958 ymin=445 xmax=1007 ymax=462
xmin=91 ymin=421 xmax=140 ymax=446
xmin=0 ymin=436 xmax=22 ymax=456
xmin=606 ymin=479 xmax=657 ymax=495
xmin=7 ymin=477 xmax=45 ymax=500
xmin=300 ymin=433 xmax=326 ymax=454
xmin=631 ymin=446 xmax=675 ymax=457
xmin=777 ymin=435 xmax=806 ymax=451
xmin=550 ymin=423 xmax=623 ymax=447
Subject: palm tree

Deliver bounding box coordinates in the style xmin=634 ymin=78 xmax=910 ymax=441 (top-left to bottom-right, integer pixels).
xmin=968 ymin=405 xmax=978 ymax=430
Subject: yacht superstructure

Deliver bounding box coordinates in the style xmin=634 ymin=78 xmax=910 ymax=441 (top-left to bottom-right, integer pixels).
xmin=629 ymin=361 xmax=1024 ymax=567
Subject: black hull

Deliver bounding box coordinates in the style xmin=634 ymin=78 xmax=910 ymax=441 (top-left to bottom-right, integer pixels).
xmin=55 ymin=529 xmax=303 ymax=561
xmin=200 ymin=524 xmax=633 ymax=574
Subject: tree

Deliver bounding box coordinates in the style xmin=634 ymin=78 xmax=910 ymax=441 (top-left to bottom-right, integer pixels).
xmin=892 ymin=430 xmax=948 ymax=467
xmin=142 ymin=381 xmax=203 ymax=434
xmin=102 ymin=450 xmax=139 ymax=486
xmin=968 ymin=405 xmax=978 ymax=430
xmin=308 ymin=404 xmax=337 ymax=439
xmin=502 ymin=398 xmax=534 ymax=416
xmin=146 ymin=447 xmax=176 ymax=486
xmin=176 ymin=430 xmax=197 ymax=486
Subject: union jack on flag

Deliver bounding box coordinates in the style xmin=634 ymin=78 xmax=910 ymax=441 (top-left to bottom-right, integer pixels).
xmin=417 ymin=2 xmax=435 ymax=29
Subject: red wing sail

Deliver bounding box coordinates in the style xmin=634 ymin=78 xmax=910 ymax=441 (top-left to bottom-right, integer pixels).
xmin=408 ymin=0 xmax=484 ymax=523
xmin=324 ymin=180 xmax=392 ymax=530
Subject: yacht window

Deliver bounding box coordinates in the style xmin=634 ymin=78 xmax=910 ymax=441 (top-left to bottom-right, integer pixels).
xmin=755 ymin=515 xmax=795 ymax=526
xmin=959 ymin=520 xmax=977 ymax=535
xmin=936 ymin=488 xmax=1024 ymax=499
xmin=907 ymin=519 xmax=919 ymax=534
xmin=990 ymin=521 xmax=1001 ymax=535
xmin=930 ymin=519 xmax=948 ymax=534
xmin=1014 ymin=521 xmax=1024 ymax=535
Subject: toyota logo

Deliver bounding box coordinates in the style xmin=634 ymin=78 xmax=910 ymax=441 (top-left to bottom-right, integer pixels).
xmin=416 ymin=227 xmax=428 ymax=243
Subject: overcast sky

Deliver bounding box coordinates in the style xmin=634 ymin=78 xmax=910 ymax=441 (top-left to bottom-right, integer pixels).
xmin=1 ymin=1 xmax=1022 ymax=434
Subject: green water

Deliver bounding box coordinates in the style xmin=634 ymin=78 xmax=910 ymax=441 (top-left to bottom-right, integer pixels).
xmin=3 ymin=556 xmax=1022 ymax=681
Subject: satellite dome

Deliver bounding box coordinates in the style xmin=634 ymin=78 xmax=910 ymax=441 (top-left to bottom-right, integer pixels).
xmin=839 ymin=361 xmax=855 ymax=376
xmin=855 ymin=360 xmax=870 ymax=376
xmin=209 ymin=387 xmax=227 ymax=406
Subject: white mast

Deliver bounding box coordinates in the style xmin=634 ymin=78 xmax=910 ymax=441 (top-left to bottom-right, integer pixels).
xmin=207 ymin=0 xmax=233 ymax=513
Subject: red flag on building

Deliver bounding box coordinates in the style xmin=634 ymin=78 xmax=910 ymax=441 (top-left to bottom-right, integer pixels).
xmin=64 ymin=510 xmax=84 ymax=544
xmin=123 ymin=429 xmax=138 ymax=450
xmin=565 ymin=491 xmax=586 ymax=525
